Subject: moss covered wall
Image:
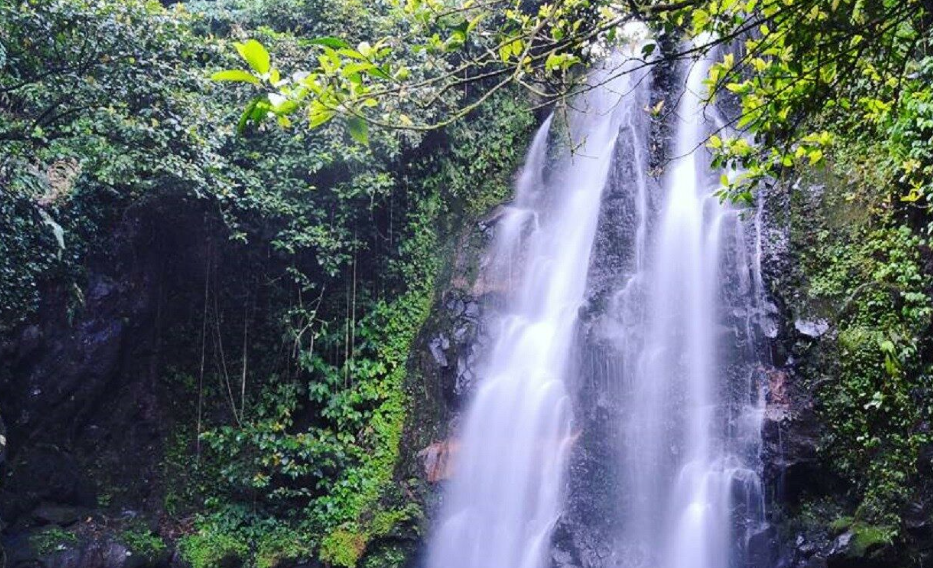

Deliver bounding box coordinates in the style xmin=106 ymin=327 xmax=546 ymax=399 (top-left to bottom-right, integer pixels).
xmin=759 ymin=149 xmax=933 ymax=567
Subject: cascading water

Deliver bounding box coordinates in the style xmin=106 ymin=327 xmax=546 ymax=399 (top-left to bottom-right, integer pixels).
xmin=426 ymin=41 xmax=770 ymax=568
xmin=426 ymin=51 xmax=651 ymax=568
xmin=613 ymin=53 xmax=768 ymax=568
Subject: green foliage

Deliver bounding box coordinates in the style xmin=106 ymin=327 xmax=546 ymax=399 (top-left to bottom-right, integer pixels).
xmin=0 ymin=0 xmax=221 ymax=329
xmin=792 ymin=146 xmax=933 ymax=525
xmin=428 ymin=95 xmax=535 ymax=219
xmin=193 ymin=183 xmax=444 ymax=564
xmin=817 ymin=225 xmax=931 ymax=522
xmin=121 ymin=525 xmax=167 ymax=561
xmin=885 ymin=56 xmax=933 ymax=208
xmin=682 ymin=0 xmax=932 ymax=203
xmin=179 ymin=530 xmax=249 ymax=568
xmin=207 ymin=0 xmax=933 ymax=218
xmin=254 ymin=529 xmax=313 ymax=568
xmin=0 ymin=190 xmax=65 ymax=332
xmin=318 ymin=528 xmax=368 ymax=568
xmin=209 ymin=0 xmax=633 ymax=133
xmin=29 ymin=527 xmax=78 ymax=556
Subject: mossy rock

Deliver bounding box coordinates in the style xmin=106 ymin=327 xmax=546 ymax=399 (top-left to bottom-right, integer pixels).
xmin=318 ymin=528 xmax=367 ymax=568
xmin=29 ymin=527 xmax=79 ymax=556
xmin=829 ymin=519 xmax=896 ymax=566
xmin=120 ymin=525 xmax=169 ymax=565
xmin=179 ymin=532 xmax=248 ymax=568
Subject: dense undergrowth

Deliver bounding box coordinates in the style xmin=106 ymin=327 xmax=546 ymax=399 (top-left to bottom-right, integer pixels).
xmin=0 ymin=0 xmax=533 ymax=566
xmin=782 ymin=115 xmax=933 ymax=546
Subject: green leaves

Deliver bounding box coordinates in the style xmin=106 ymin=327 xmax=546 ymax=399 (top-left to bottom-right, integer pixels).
xmin=211 ymin=70 xmax=261 ymax=85
xmin=544 ymin=51 xmax=579 ymax=73
xmin=498 ymin=37 xmax=524 ymax=62
xmin=308 ymin=101 xmax=335 ymax=128
xmin=346 ymin=116 xmax=368 ymax=146
xmin=235 ymin=39 xmax=270 ymax=75
xmin=307 ymin=36 xmax=351 ymax=49
xmin=215 ymin=33 xmax=394 ymax=143
xmin=212 ymin=40 xmax=280 ymax=134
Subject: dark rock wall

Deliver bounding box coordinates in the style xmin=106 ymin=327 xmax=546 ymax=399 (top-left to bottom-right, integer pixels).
xmin=0 ymin=197 xmax=243 ymax=567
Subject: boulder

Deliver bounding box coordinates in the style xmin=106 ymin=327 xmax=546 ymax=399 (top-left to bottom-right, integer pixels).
xmin=417 ymin=440 xmax=458 ymax=484
xmin=32 ymin=504 xmax=84 ymax=527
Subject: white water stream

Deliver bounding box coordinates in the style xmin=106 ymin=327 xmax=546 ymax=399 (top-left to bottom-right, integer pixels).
xmin=427 ymin=45 xmax=768 ymax=568
xmin=614 ymin=53 xmax=767 ymax=568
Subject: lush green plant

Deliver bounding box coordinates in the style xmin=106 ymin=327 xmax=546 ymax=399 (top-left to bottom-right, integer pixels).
xmin=254 ymin=529 xmax=313 ymax=568
xmin=121 ymin=525 xmax=167 ymax=561
xmin=791 ymin=143 xmax=933 ymax=527
xmin=29 ymin=527 xmax=78 ymax=555
xmin=179 ymin=529 xmax=249 ymax=568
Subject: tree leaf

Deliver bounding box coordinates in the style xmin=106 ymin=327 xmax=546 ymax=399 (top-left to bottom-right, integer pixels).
xmin=238 ymin=98 xmax=260 ymax=134
xmin=308 ymin=102 xmax=335 ymax=128
xmin=808 ymin=148 xmax=824 ymax=165
xmin=347 ymin=116 xmax=369 ymax=145
xmin=308 ymin=36 xmax=350 ymax=49
xmin=211 ymin=69 xmax=260 ymax=85
xmin=235 ymin=39 xmax=270 ymax=75
xmin=369 ymin=65 xmax=392 ymax=80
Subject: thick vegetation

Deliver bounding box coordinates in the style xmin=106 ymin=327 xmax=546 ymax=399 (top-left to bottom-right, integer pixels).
xmin=3 ymin=0 xmax=933 ymax=566
xmin=1 ymin=0 xmax=533 ymax=566
xmin=785 ymin=142 xmax=933 ymax=537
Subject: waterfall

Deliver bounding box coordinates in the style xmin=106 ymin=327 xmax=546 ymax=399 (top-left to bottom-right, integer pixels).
xmin=426 ymin=43 xmax=768 ymax=568
xmin=614 ymin=53 xmax=767 ymax=568
xmin=426 ymin=52 xmax=651 ymax=568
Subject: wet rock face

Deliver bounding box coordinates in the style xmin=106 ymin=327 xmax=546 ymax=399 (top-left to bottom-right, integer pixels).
xmin=0 ymin=211 xmax=162 ymax=525
xmin=417 ymin=440 xmax=459 ymax=483
xmin=417 ymin=293 xmax=483 ymax=422
xmin=0 ymin=197 xmax=232 ymax=563
xmin=413 ymin=205 xmax=507 ymax=426
xmin=759 ymin=365 xmax=823 ymax=503
xmin=428 ymin=293 xmax=485 ymax=407
xmin=756 ymin=180 xmax=837 ymax=565
xmin=756 ymin=181 xmax=825 ymax=492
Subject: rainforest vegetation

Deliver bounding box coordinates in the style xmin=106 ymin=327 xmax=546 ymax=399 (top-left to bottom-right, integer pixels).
xmin=1 ymin=0 xmax=933 ymax=567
